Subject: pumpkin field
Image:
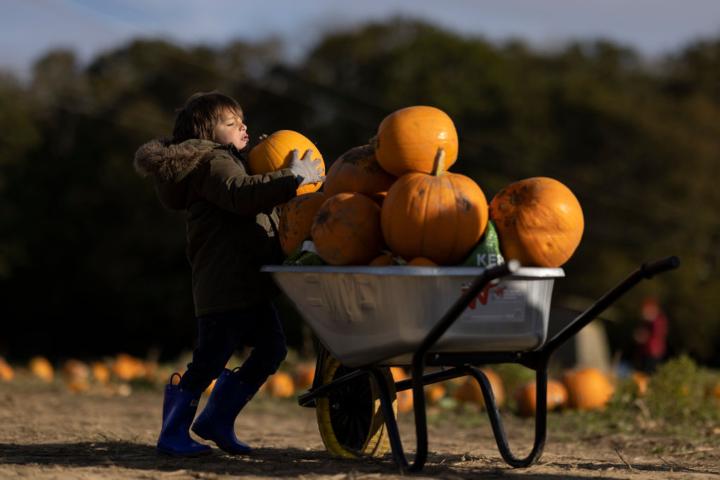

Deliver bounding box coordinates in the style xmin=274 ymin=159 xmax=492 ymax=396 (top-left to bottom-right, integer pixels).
xmin=1 ymin=353 xmax=719 ymax=479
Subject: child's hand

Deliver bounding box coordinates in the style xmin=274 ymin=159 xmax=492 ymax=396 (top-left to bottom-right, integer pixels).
xmin=289 ymin=149 xmax=324 ymax=186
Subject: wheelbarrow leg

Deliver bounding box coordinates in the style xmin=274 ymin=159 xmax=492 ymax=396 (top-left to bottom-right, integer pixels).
xmin=367 ymin=367 xmax=409 ymax=472
xmin=402 ymin=262 xmax=521 ymax=472
xmin=464 ymin=365 xmax=548 ymax=468
xmin=371 ymin=366 xmax=478 ymax=473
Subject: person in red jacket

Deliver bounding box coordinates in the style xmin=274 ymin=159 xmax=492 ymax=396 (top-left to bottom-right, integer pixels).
xmin=633 ymin=297 xmax=669 ymax=373
xmin=135 ymin=91 xmax=323 ymax=457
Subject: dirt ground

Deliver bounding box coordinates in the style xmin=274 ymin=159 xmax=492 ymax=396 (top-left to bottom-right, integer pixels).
xmin=1 ymin=379 xmax=718 ymax=480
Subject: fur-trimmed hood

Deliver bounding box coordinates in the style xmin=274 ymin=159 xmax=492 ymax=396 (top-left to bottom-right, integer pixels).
xmin=134 ymin=138 xmax=226 ymax=210
xmin=134 ymin=138 xmax=218 ymax=182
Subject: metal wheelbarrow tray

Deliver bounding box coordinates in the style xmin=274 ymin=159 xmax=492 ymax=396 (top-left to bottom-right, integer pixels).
xmin=261 ymin=256 xmax=679 ymax=473
xmin=263 ymin=265 xmax=563 ymax=367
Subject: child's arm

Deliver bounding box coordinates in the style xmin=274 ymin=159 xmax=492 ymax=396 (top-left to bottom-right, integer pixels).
xmin=195 ymin=152 xmax=299 ymax=216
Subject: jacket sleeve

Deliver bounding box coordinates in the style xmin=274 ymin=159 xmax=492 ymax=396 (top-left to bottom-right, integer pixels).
xmin=194 ymin=152 xmax=299 ymax=216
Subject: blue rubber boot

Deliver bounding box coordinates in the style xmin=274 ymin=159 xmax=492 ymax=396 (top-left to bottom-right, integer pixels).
xmin=157 ymin=374 xmax=212 ymax=457
xmin=191 ymin=369 xmax=258 ymax=455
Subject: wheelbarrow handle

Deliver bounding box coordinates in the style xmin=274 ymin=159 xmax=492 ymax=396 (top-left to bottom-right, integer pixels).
xmin=542 ymin=255 xmax=680 ymax=355
xmin=641 ymin=255 xmax=680 ymax=278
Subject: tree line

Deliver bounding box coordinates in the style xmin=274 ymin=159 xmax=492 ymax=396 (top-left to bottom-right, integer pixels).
xmin=0 ymin=19 xmax=717 ymax=364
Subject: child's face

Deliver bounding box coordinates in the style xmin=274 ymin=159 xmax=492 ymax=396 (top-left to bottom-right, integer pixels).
xmin=212 ymin=108 xmax=249 ymax=150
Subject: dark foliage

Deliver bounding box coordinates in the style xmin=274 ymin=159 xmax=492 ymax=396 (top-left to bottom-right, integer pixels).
xmin=0 ymin=20 xmax=717 ymax=364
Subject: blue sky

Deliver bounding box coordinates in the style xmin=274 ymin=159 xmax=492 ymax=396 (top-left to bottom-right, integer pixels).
xmin=3 ymin=0 xmax=720 ymax=78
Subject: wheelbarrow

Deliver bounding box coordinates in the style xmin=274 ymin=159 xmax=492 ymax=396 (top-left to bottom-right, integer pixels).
xmin=261 ymin=255 xmax=679 ymax=472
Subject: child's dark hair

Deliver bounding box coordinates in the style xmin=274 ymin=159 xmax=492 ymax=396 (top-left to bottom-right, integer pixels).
xmin=172 ymin=91 xmax=243 ymax=143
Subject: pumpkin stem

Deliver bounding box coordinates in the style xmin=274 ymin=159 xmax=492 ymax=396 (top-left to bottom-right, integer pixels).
xmin=432 ymin=148 xmax=446 ymax=176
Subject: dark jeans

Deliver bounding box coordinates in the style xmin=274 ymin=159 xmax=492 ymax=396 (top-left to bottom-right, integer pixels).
xmin=179 ymin=302 xmax=287 ymax=395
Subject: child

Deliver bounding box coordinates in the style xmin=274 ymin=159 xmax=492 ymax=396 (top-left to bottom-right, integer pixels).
xmin=134 ymin=91 xmax=322 ymax=456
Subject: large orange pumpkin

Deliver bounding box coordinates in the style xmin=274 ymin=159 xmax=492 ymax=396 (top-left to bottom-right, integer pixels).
xmin=248 ymin=130 xmax=325 ymax=195
xmin=515 ymin=379 xmax=568 ymax=417
xmin=374 ymin=106 xmax=458 ymax=176
xmin=490 ymin=177 xmax=584 ymax=268
xmin=311 ymin=193 xmax=384 ymax=265
xmin=278 ymin=192 xmax=327 ymax=255
xmin=562 ymin=368 xmax=614 ymax=411
xmin=324 ymin=145 xmax=395 ymax=197
xmin=381 ymin=150 xmax=488 ymax=265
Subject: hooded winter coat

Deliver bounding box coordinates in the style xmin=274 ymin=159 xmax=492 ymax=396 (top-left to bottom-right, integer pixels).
xmin=134 ymin=138 xmax=298 ymax=316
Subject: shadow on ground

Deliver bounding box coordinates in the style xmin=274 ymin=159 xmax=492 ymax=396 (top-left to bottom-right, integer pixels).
xmin=3 ymin=441 xmax=710 ymax=479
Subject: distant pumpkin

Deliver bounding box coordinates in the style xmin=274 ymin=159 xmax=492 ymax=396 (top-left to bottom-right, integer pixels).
xmin=62 ymin=359 xmax=90 ymax=383
xmin=91 ymin=362 xmax=111 ymax=385
xmin=67 ymin=379 xmax=90 ymax=394
xmin=710 ymin=382 xmax=720 ymax=403
xmin=425 ymin=383 xmax=447 ymax=405
xmin=390 ymin=367 xmax=414 ymax=414
xmin=266 ymin=371 xmax=295 ymax=398
xmin=631 ymin=371 xmax=649 ymax=397
xmin=0 ymin=357 xmax=14 ymax=382
xmin=248 ymin=130 xmax=325 ymax=195
xmin=452 ymin=368 xmax=505 ymax=408
xmin=293 ymin=362 xmax=316 ymax=390
xmin=562 ymin=368 xmax=614 ymax=410
xmin=515 ymin=379 xmax=568 ymax=417
xmin=29 ymin=356 xmax=54 ymax=383
xmin=111 ymin=353 xmax=147 ymax=382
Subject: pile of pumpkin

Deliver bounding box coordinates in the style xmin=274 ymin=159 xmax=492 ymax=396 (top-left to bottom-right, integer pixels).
xmin=0 ymin=353 xmax=318 ymax=400
xmin=0 ymin=354 xmax=161 ymax=396
xmin=248 ymin=105 xmax=584 ymax=268
xmin=253 ymin=361 xmax=317 ymax=399
xmin=391 ymin=366 xmax=647 ymax=416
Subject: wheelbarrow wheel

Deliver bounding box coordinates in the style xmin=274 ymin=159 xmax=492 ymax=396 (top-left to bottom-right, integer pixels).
xmin=316 ymin=355 xmax=397 ymax=458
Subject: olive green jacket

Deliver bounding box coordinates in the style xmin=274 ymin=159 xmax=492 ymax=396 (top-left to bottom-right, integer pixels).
xmin=134 ymin=138 xmax=298 ymax=316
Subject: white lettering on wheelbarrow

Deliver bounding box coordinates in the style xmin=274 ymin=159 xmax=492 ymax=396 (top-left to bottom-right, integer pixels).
xmin=460 ymin=282 xmax=507 ymax=309
xmin=472 ymin=253 xmax=504 ymax=267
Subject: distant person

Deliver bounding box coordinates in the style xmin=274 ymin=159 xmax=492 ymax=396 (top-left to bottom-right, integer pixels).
xmin=632 ymin=297 xmax=669 ymax=373
xmin=134 ymin=91 xmax=323 ymax=456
